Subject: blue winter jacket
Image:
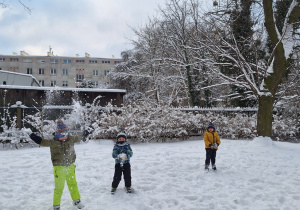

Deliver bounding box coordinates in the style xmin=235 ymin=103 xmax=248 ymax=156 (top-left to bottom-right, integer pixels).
xmin=112 ymin=142 xmax=133 ymax=164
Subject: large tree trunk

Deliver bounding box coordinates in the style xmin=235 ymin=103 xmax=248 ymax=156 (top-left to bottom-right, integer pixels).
xmin=258 ymin=0 xmax=300 ymax=137
xmin=257 ymin=95 xmax=274 ymax=137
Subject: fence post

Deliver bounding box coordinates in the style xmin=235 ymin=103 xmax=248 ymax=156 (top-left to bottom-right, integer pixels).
xmin=16 ymin=101 xmax=22 ymax=129
xmin=85 ymin=103 xmax=91 ymax=126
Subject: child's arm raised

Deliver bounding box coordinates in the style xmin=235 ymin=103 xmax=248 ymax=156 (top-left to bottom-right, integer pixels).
xmin=29 ymin=133 xmax=51 ymax=147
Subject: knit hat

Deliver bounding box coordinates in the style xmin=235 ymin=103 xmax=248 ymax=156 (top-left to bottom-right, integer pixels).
xmin=207 ymin=122 xmax=215 ymax=131
xmin=117 ymin=131 xmax=127 ymax=141
xmin=55 ymin=119 xmax=69 ymax=141
xmin=56 ymin=119 xmax=64 ymax=125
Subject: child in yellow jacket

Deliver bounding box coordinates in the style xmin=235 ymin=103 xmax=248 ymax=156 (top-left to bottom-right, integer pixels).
xmin=204 ymin=122 xmax=221 ymax=170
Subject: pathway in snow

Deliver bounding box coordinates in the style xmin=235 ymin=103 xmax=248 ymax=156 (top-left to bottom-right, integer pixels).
xmin=0 ymin=138 xmax=299 ymax=210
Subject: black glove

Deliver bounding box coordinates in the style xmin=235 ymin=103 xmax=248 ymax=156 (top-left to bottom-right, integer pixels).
xmin=209 ymin=144 xmax=213 ymax=147
xmin=212 ymin=143 xmax=218 ymax=148
xmin=29 ymin=133 xmax=42 ymax=144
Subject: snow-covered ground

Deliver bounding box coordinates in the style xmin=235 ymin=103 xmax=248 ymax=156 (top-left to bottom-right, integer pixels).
xmin=0 ymin=137 xmax=300 ymax=210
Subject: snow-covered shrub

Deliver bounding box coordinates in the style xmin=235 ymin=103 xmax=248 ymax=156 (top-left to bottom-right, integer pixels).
xmin=220 ymin=114 xmax=257 ymax=139
xmin=0 ymin=110 xmax=33 ymax=149
xmin=22 ymin=101 xmax=298 ymax=143
xmin=272 ymin=114 xmax=298 ymax=142
xmin=85 ymin=102 xmax=259 ymax=142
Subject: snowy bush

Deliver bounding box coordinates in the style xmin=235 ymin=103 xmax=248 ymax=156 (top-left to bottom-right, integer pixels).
xmin=81 ymin=102 xmax=259 ymax=142
xmin=84 ymin=103 xmax=298 ymax=142
xmin=0 ymin=109 xmax=33 ymax=149
xmin=219 ymin=114 xmax=257 ymax=139
xmin=272 ymin=114 xmax=298 ymax=142
xmin=5 ymin=101 xmax=298 ymax=145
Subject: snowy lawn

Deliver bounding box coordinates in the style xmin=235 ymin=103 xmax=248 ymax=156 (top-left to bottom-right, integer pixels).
xmin=0 ymin=138 xmax=300 ymax=210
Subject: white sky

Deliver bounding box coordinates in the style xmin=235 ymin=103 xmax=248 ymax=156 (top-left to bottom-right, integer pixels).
xmin=0 ymin=0 xmax=165 ymax=58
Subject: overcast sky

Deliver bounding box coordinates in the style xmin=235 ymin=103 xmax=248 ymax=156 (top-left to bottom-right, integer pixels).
xmin=0 ymin=0 xmax=165 ymax=58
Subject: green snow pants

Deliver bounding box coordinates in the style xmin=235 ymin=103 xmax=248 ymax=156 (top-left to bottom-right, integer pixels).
xmin=53 ymin=163 xmax=81 ymax=206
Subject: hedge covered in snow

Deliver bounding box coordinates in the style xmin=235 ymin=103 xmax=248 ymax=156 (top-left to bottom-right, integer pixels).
xmin=80 ymin=102 xmax=298 ymax=142
xmin=1 ymin=102 xmax=299 ymax=148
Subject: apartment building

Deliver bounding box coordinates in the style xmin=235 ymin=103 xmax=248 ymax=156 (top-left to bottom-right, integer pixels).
xmin=0 ymin=50 xmax=123 ymax=88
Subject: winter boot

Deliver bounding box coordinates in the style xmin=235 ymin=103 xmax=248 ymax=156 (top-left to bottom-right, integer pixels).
xmin=212 ymin=164 xmax=217 ymax=170
xmin=111 ymin=188 xmax=117 ymax=194
xmin=126 ymin=187 xmax=132 ymax=193
xmin=205 ymin=165 xmax=209 ymax=171
xmin=73 ymin=199 xmax=84 ymax=209
xmin=53 ymin=206 xmax=60 ymax=210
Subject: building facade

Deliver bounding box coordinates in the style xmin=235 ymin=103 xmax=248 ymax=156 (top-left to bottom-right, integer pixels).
xmin=0 ymin=51 xmax=123 ymax=88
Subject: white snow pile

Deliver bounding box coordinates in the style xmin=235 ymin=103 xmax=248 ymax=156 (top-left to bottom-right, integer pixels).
xmin=249 ymin=136 xmax=274 ymax=147
xmin=0 ymin=137 xmax=299 ymax=210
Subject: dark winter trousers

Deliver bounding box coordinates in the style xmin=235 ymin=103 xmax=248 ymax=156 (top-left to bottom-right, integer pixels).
xmin=112 ymin=163 xmax=131 ymax=188
xmin=205 ymin=148 xmax=217 ymax=166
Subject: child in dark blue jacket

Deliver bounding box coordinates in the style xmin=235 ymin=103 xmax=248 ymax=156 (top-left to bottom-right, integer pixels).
xmin=111 ymin=131 xmax=133 ymax=194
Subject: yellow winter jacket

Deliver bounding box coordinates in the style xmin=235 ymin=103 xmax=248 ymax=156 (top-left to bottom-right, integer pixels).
xmin=204 ymin=131 xmax=221 ymax=149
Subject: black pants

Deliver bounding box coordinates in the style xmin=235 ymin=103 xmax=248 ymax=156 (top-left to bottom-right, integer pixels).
xmin=205 ymin=148 xmax=217 ymax=166
xmin=112 ymin=163 xmax=131 ymax=188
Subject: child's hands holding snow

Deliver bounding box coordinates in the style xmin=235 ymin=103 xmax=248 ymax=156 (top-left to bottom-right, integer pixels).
xmin=209 ymin=143 xmax=218 ymax=148
xmin=118 ymin=153 xmax=127 ymax=161
xmin=212 ymin=143 xmax=218 ymax=148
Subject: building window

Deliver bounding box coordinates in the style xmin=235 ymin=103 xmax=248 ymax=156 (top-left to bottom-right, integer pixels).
xmin=50 ymin=81 xmax=56 ymax=87
xmin=93 ymin=70 xmax=98 ymax=76
xmin=62 ymin=81 xmax=68 ymax=87
xmin=10 ymin=58 xmax=19 ymax=62
xmin=9 ymin=67 xmax=18 ymax=71
xmin=37 ymin=59 xmax=46 ymax=63
xmin=114 ymin=61 xmax=121 ymax=64
xmin=104 ymin=70 xmax=110 ymax=76
xmin=93 ymin=81 xmax=98 ymax=87
xmin=50 ymin=59 xmax=58 ymax=64
xmin=62 ymin=69 xmax=68 ymax=75
xmin=102 ymin=60 xmax=110 ymax=64
xmin=76 ymin=60 xmax=85 ymax=63
xmin=89 ymin=60 xmax=97 ymax=64
xmin=23 ymin=58 xmax=32 ymax=63
xmin=27 ymin=68 xmax=32 ymax=74
xmin=0 ymin=58 xmax=5 ymax=61
xmin=39 ymin=68 xmax=44 ymax=75
xmin=63 ymin=59 xmax=72 ymax=64
xmin=39 ymin=80 xmax=44 ymax=86
xmin=76 ymin=74 xmax=84 ymax=82
xmin=50 ymin=69 xmax=56 ymax=75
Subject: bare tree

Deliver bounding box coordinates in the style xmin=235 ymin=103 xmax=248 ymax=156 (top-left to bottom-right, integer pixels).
xmin=1 ymin=0 xmax=31 ymax=14
xmin=195 ymin=0 xmax=300 ymax=137
xmin=109 ymin=16 xmax=191 ymax=107
xmin=110 ymin=0 xmax=299 ymax=138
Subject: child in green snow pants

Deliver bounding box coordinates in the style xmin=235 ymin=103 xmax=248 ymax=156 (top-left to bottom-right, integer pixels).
xmin=53 ymin=164 xmax=81 ymax=206
xmin=28 ymin=120 xmax=85 ymax=209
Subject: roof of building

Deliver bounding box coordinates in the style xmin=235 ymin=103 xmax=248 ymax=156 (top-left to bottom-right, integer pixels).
xmin=0 ymin=70 xmax=41 ymax=87
xmin=0 ymin=84 xmax=126 ymax=93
